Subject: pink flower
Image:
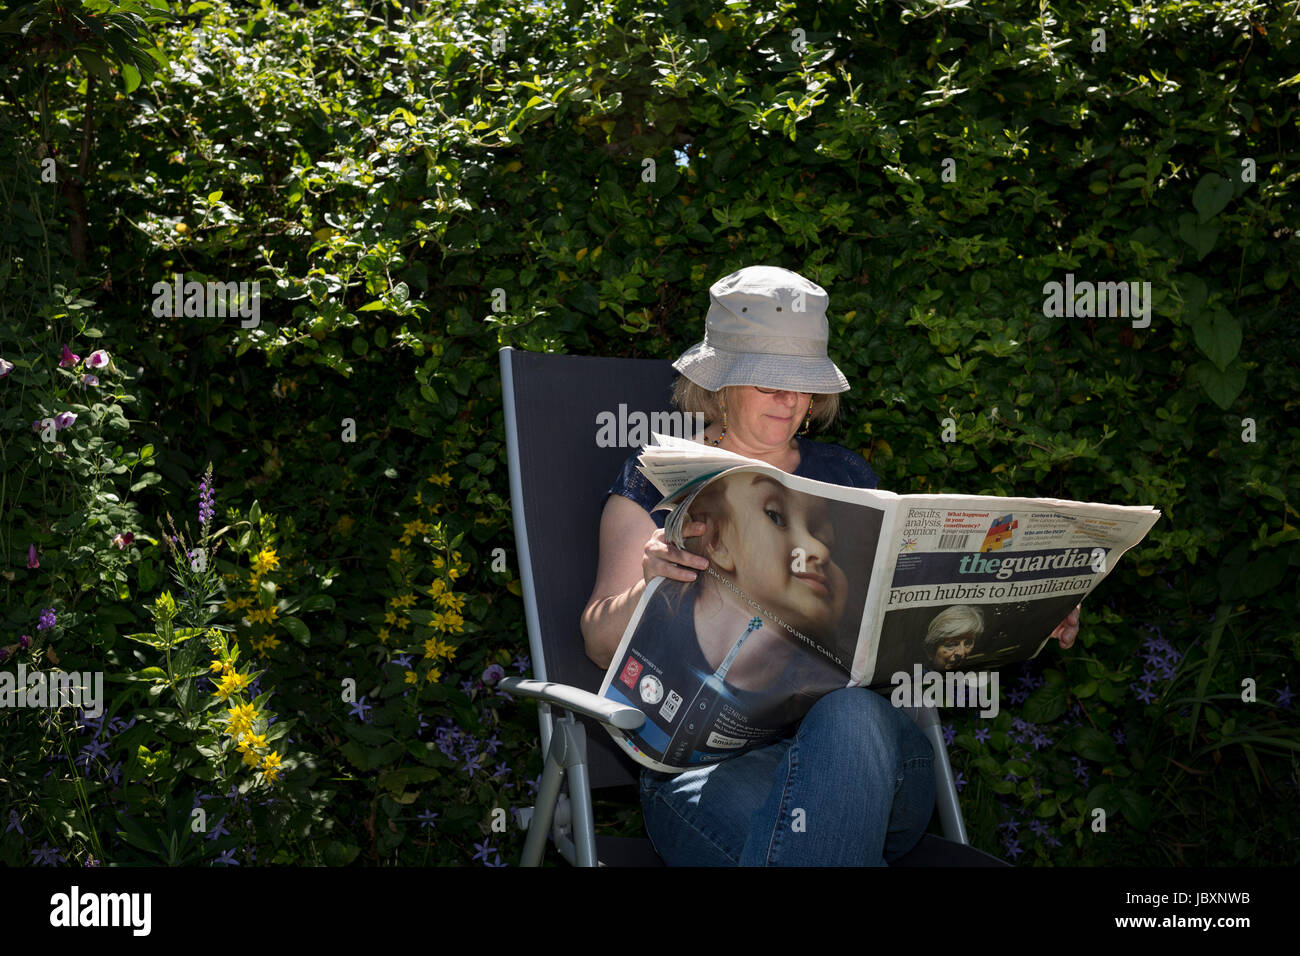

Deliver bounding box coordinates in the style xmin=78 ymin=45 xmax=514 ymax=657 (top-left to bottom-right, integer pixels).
xmin=81 ymin=374 xmax=99 ymax=386
xmin=27 ymin=544 xmax=38 ymax=569
xmin=86 ymin=350 xmax=110 ymax=369
xmin=60 ymin=345 xmax=80 ymax=368
xmin=112 ymin=532 xmax=134 ymax=549
xmin=0 ymin=358 xmax=13 ymax=378
xmin=54 ymin=411 xmax=77 ymax=430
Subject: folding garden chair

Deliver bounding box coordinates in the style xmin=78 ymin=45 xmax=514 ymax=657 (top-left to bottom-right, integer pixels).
xmin=497 ymin=346 xmax=1006 ymax=866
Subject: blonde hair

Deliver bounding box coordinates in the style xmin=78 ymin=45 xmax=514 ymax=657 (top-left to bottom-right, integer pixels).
xmin=670 ymin=376 xmax=841 ymax=433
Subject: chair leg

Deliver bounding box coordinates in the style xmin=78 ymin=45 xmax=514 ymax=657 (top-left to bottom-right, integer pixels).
xmin=561 ymin=719 xmax=597 ymax=867
xmin=520 ymin=726 xmax=568 ymax=866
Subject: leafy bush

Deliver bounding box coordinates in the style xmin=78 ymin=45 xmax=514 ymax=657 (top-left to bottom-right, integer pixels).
xmin=1 ymin=0 xmax=1295 ymax=865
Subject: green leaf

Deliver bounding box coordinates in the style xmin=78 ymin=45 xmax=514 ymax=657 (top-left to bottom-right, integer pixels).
xmin=1194 ymin=362 xmax=1246 ymax=409
xmin=1069 ymin=727 xmax=1116 ymax=763
xmin=1023 ymin=680 xmax=1068 ymax=723
xmin=1177 ymin=213 xmax=1217 ymax=260
xmin=1192 ymin=172 xmax=1232 ymax=222
xmin=298 ymin=594 xmax=336 ymax=613
xmin=280 ymin=616 xmax=310 ymax=644
xmin=1191 ymin=309 xmax=1241 ymax=371
xmin=120 ymin=63 xmax=141 ymax=94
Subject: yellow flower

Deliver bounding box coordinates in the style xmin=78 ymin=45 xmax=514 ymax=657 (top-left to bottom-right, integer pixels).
xmin=426 ymin=578 xmax=447 ymax=598
xmin=226 ymin=703 xmax=257 ymax=737
xmin=389 ymin=547 xmax=407 ymax=563
xmin=335 ymin=515 xmax=355 ymax=536
xmin=252 ymin=548 xmax=280 ymax=573
xmin=437 ymin=591 xmax=465 ymax=612
xmin=377 ymin=627 xmax=391 ymax=645
xmin=413 ymin=491 xmax=423 ymax=507
xmin=247 ymin=606 xmax=279 ymax=625
xmin=399 ymin=519 xmax=431 ymax=545
xmin=446 ymin=565 xmax=462 ymax=582
xmin=261 ymin=751 xmax=283 ymax=782
xmin=392 ymin=616 xmax=410 ymax=632
xmin=404 ymin=670 xmax=417 ymax=685
xmin=427 ymin=471 xmax=452 ymax=487
xmin=242 ymin=747 xmax=262 ymax=768
xmin=209 ymin=659 xmax=225 ymax=674
xmin=383 ymin=610 xmax=397 ymax=625
xmin=423 ymin=637 xmax=439 ymax=658
xmin=243 ymin=732 xmax=268 ymax=751
xmin=425 ymin=666 xmax=441 ymax=683
xmin=439 ymin=640 xmax=458 ymax=660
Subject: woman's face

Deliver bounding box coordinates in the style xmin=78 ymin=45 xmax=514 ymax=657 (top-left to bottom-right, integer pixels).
xmin=933 ymin=634 xmax=977 ymax=670
xmin=713 ymin=475 xmax=848 ymax=637
xmin=722 ymin=387 xmax=811 ymax=447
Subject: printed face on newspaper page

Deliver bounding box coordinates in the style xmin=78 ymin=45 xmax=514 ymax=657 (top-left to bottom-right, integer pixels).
xmin=601 ymin=470 xmax=886 ymax=771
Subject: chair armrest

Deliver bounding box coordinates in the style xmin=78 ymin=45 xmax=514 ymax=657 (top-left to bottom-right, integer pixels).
xmin=498 ymin=678 xmax=646 ymax=731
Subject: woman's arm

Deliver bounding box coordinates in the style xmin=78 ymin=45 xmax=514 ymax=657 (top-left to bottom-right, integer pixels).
xmin=580 ymin=495 xmax=708 ymax=669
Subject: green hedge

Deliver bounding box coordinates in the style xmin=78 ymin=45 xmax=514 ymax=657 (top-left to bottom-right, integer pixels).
xmin=1 ymin=0 xmax=1296 ymax=865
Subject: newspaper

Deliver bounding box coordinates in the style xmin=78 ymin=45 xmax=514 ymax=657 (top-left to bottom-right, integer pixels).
xmin=598 ymin=434 xmax=1162 ymax=773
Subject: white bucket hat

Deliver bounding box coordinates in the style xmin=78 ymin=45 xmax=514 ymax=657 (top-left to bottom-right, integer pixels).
xmin=672 ymin=265 xmax=850 ymax=394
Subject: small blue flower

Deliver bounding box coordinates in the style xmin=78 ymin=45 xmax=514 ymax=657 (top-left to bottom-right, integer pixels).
xmin=418 ymin=810 xmax=439 ymax=830
xmin=349 ymin=695 xmax=373 ymax=722
xmin=942 ymin=723 xmax=956 ymax=746
xmin=5 ymin=810 xmax=23 ymax=835
xmin=974 ymin=726 xmax=990 ymax=743
xmin=471 ymin=840 xmax=495 ymax=864
xmin=205 ymin=815 xmax=231 ymax=840
xmin=214 ymin=848 xmax=239 ymax=866
xmin=1277 ymin=685 xmax=1294 ymax=709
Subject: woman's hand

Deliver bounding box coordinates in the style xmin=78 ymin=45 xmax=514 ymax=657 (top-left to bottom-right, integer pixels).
xmin=643 ymin=520 xmax=710 ymax=585
xmin=1051 ymin=604 xmax=1082 ymax=649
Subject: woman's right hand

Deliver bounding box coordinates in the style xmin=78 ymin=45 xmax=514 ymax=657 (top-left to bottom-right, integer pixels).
xmin=642 ymin=520 xmax=710 ymax=585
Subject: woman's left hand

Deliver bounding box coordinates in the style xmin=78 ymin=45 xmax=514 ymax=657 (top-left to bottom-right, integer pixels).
xmin=1051 ymin=604 xmax=1082 ymax=649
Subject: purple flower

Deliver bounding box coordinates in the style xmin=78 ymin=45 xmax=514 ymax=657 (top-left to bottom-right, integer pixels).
xmin=349 ymin=696 xmax=373 ymax=722
xmin=37 ymin=608 xmax=56 ymax=631
xmin=1113 ymin=729 xmax=1126 ymax=745
xmin=27 ymin=544 xmax=38 ymax=569
xmin=0 ymin=357 xmax=13 ymax=378
xmin=471 ymin=840 xmax=495 ymax=864
xmin=513 ymin=652 xmax=531 ymax=673
xmin=19 ymin=634 xmax=30 ymax=649
xmin=392 ymin=654 xmax=413 ymax=669
xmin=54 ymin=411 xmax=76 ymax=430
xmin=214 ymin=849 xmax=240 ymax=866
xmin=198 ymin=466 xmax=215 ymax=527
xmin=1134 ymin=684 xmax=1156 ymax=705
xmin=418 ymin=810 xmax=439 ymax=829
xmin=5 ymin=811 xmax=23 ymax=835
xmin=206 ymin=816 xmax=231 ymax=841
xmin=81 ymin=373 xmax=99 ymax=386
xmin=86 ymin=349 xmax=110 ymax=369
xmin=1004 ymin=839 xmax=1023 ymax=860
xmin=953 ymin=772 xmax=966 ymax=792
xmin=32 ymin=842 xmax=65 ymax=865
xmin=59 ymin=345 xmax=80 ymax=367
xmin=942 ymin=723 xmax=956 ymax=746
xmin=1029 ymin=820 xmax=1050 ymax=839
xmin=84 ymin=856 xmax=99 ymax=867
xmin=486 ymin=853 xmax=507 ymax=867
xmin=1071 ymin=757 xmax=1089 ymax=782
xmin=1277 ymin=685 xmax=1294 ymax=709
xmin=459 ymin=679 xmax=476 ymax=695
xmin=482 ymin=663 xmax=506 ymax=685
xmin=112 ymin=532 xmax=134 ymax=549
xmin=974 ymin=726 xmax=990 ymax=743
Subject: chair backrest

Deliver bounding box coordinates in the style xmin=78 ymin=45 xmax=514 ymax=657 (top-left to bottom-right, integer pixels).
xmin=500 ymin=347 xmax=679 ymax=789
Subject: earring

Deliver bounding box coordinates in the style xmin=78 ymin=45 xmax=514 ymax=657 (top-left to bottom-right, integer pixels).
xmin=707 ymin=392 xmax=727 ymax=447
xmin=798 ymin=399 xmax=814 ymax=436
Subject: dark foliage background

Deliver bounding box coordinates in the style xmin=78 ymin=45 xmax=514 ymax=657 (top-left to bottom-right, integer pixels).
xmin=1 ymin=0 xmax=1296 ymax=866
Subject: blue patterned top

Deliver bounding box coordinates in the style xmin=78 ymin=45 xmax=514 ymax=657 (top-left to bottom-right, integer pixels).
xmin=606 ymin=436 xmax=881 ymax=528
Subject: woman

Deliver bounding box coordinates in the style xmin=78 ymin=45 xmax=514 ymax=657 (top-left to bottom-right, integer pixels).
xmin=580 ymin=265 xmax=1080 ymax=866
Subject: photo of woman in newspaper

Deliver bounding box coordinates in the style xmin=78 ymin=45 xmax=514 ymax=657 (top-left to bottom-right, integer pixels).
xmin=870 ymin=594 xmax=1088 ymax=686
xmin=603 ymin=470 xmax=881 ymax=770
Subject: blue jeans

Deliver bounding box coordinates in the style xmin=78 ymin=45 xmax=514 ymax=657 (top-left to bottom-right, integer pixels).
xmin=639 ymin=687 xmax=935 ymax=866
